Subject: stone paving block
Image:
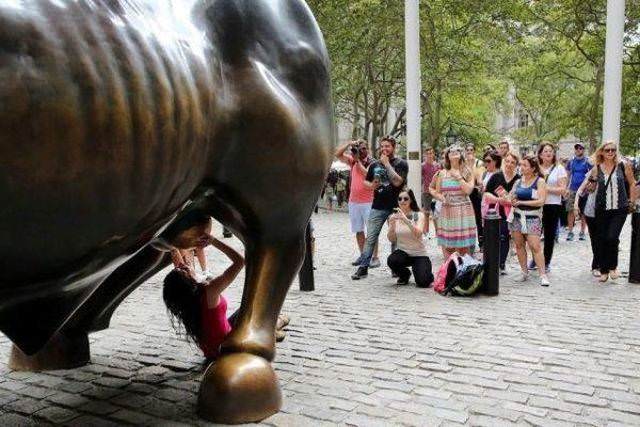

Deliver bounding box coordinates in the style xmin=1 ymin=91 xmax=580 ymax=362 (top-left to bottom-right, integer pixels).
xmin=3 ymin=398 xmax=49 ymax=415
xmin=264 ymin=412 xmax=334 ymax=427
xmin=109 ymin=408 xmax=161 ymax=425
xmin=468 ymin=403 xmax=521 ymax=422
xmin=34 ymin=406 xmax=79 ymax=423
xmin=14 ymin=385 xmax=57 ymax=399
xmin=0 ymin=412 xmax=40 ymax=426
xmin=45 ymin=391 xmax=90 ymax=408
xmin=502 ymin=401 xmax=548 ymax=418
xmin=522 ymin=414 xmax=574 ymax=427
xmin=59 ymin=380 xmax=93 ymax=394
xmin=66 ymin=415 xmax=123 ymax=427
xmin=467 ymin=415 xmax=516 ymax=427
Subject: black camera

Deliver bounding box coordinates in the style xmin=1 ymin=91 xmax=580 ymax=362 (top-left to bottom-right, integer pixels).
xmin=350 ymin=145 xmax=358 ymax=155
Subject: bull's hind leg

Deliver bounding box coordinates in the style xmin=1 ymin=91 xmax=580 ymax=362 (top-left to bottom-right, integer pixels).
xmin=198 ymin=233 xmax=305 ymax=423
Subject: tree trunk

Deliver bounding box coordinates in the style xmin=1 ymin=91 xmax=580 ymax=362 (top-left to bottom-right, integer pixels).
xmin=588 ymin=64 xmax=604 ymax=152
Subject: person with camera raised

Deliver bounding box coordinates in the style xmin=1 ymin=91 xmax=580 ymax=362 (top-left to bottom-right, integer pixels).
xmin=336 ymin=139 xmax=381 ymax=267
xmin=351 ymin=136 xmax=408 ymax=280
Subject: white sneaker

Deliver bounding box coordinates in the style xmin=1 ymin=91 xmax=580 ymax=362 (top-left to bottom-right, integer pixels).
xmin=516 ymin=272 xmax=529 ymax=282
xmin=540 ymin=276 xmax=551 ymax=287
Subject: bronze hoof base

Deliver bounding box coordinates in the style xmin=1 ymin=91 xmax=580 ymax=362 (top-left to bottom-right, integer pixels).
xmin=8 ymin=332 xmax=90 ymax=372
xmin=198 ymin=353 xmax=281 ymax=424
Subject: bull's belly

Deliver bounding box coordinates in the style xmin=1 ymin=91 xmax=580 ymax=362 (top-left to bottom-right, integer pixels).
xmin=0 ymin=1 xmax=218 ymax=282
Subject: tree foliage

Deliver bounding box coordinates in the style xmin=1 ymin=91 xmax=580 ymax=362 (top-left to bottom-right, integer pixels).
xmin=307 ymin=0 xmax=640 ymax=155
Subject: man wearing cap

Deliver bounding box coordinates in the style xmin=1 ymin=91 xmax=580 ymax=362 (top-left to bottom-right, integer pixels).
xmin=566 ymin=143 xmax=591 ymax=241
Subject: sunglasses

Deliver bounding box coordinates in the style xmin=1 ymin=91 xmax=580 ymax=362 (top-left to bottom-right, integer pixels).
xmin=484 ymin=158 xmax=493 ymax=163
xmin=398 ymin=196 xmax=410 ymax=202
xmin=604 ymin=148 xmax=617 ymax=153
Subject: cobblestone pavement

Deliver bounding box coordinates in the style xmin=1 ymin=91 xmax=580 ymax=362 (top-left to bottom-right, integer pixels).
xmin=2 ymin=212 xmax=640 ymax=426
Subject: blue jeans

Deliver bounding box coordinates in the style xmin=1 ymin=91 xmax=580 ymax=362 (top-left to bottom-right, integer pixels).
xmin=359 ymin=208 xmax=393 ymax=268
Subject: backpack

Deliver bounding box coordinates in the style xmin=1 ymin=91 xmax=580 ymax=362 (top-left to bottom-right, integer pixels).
xmin=447 ymin=260 xmax=484 ymax=296
xmin=433 ymin=252 xmax=461 ymax=294
xmin=435 ymin=254 xmax=484 ymax=296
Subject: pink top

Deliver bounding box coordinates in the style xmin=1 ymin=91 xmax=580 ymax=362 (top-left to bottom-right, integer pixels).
xmin=422 ymin=162 xmax=440 ymax=193
xmin=199 ymin=294 xmax=232 ymax=358
xmin=349 ymin=161 xmax=374 ymax=203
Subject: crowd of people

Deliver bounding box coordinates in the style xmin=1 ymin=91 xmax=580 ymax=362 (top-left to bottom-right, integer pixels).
xmin=334 ymin=137 xmax=639 ymax=288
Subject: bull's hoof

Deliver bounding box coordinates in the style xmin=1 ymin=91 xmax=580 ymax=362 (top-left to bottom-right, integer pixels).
xmin=198 ymin=353 xmax=281 ymax=424
xmin=8 ymin=332 xmax=90 ymax=372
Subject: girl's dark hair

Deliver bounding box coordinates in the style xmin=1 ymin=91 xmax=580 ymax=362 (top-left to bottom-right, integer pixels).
xmin=485 ymin=150 xmax=503 ymax=169
xmin=400 ymin=189 xmax=420 ymax=212
xmin=522 ymin=155 xmax=543 ymax=178
xmin=163 ymin=269 xmax=204 ymax=345
xmin=537 ymin=142 xmax=557 ymax=165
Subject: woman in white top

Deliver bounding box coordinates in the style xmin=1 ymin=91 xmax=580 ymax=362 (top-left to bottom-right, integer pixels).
xmin=536 ymin=143 xmax=568 ymax=271
xmin=387 ymin=189 xmax=434 ymax=287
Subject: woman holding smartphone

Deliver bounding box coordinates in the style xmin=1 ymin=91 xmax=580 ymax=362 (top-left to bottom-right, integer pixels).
xmin=387 ymin=189 xmax=434 ymax=287
xmin=483 ymin=151 xmax=521 ymax=275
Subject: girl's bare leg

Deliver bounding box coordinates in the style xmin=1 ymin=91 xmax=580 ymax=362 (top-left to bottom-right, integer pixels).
xmin=526 ymin=235 xmax=546 ymax=276
xmin=512 ymin=232 xmax=528 ymax=272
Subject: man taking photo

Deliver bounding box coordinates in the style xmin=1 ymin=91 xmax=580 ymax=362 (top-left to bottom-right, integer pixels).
xmin=335 ymin=139 xmax=381 ymax=267
xmin=566 ymin=142 xmax=591 ymax=241
xmin=352 ymin=136 xmax=408 ymax=280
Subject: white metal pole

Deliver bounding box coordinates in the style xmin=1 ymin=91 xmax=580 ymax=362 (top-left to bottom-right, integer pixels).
xmin=602 ymin=0 xmax=626 ymax=147
xmin=405 ymin=0 xmax=422 ymax=195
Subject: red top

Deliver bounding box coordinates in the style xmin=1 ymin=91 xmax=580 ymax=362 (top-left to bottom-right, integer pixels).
xmin=349 ymin=161 xmax=374 ymax=203
xmin=422 ymin=162 xmax=441 ymax=193
xmin=198 ymin=294 xmax=232 ymax=358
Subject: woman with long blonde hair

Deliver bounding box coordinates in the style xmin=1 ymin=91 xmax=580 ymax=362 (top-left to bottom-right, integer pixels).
xmin=589 ymin=141 xmax=637 ymax=282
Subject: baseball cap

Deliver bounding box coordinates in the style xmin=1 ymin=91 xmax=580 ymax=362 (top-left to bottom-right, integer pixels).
xmin=574 ymin=143 xmax=585 ymax=149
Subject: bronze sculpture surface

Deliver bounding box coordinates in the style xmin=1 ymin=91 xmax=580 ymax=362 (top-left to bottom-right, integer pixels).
xmin=0 ymin=0 xmax=334 ymax=423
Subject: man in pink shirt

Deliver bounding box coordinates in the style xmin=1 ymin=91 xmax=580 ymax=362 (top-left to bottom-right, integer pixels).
xmin=421 ymin=146 xmax=440 ymax=234
xmin=336 ymin=139 xmax=380 ymax=267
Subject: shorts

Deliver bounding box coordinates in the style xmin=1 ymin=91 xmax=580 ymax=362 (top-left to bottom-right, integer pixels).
xmin=565 ymin=190 xmax=578 ymax=211
xmin=421 ymin=192 xmax=435 ymax=213
xmin=508 ymin=213 xmax=542 ymax=236
xmin=349 ymin=202 xmax=372 ymax=233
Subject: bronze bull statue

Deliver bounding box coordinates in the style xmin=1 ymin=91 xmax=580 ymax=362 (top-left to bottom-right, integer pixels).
xmin=0 ymin=0 xmax=334 ymax=423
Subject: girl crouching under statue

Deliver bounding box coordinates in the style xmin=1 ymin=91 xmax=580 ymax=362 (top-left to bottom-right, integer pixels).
xmin=161 ymin=212 xmax=289 ymax=360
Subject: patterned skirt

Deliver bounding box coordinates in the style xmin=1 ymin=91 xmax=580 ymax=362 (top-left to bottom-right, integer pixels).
xmin=437 ymin=200 xmax=477 ymax=248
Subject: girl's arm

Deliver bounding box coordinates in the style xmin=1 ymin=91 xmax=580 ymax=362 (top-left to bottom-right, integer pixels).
xmin=387 ymin=216 xmax=397 ymax=242
xmin=429 ymin=171 xmax=446 ymax=202
xmin=459 ymin=172 xmax=475 ymax=195
xmin=203 ymin=239 xmax=245 ymax=298
xmin=547 ymin=170 xmax=568 ymax=196
xmin=411 ymin=212 xmax=426 ymax=239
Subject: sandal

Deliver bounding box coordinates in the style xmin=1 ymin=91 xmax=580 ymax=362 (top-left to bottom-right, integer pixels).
xmin=276 ymin=314 xmax=290 ymax=330
xmin=599 ymin=274 xmax=609 ymax=283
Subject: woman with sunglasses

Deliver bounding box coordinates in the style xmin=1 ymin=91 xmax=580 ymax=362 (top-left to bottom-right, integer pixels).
xmin=483 ymin=151 xmax=520 ymax=275
xmin=387 ymin=189 xmax=434 ymax=287
xmin=590 ymin=141 xmax=637 ymax=282
xmin=430 ymin=145 xmax=476 ymax=257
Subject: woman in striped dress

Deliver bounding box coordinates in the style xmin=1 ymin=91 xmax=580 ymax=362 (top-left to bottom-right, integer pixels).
xmin=430 ymin=145 xmax=477 ymax=257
